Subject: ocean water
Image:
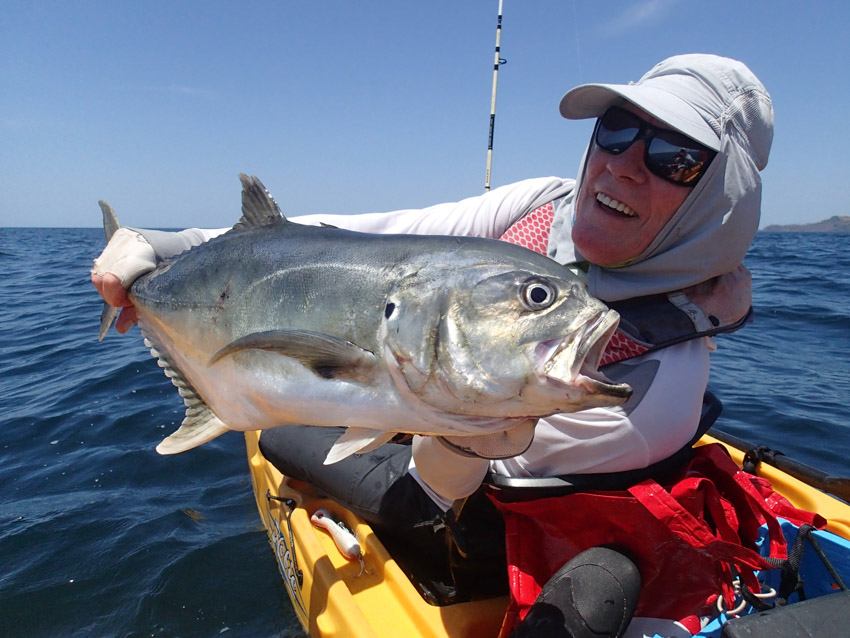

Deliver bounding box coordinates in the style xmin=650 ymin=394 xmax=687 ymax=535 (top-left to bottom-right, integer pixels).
xmin=0 ymin=228 xmax=848 ymax=637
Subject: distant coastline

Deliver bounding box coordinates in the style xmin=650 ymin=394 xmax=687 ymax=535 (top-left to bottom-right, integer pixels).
xmin=760 ymin=215 xmax=850 ymax=233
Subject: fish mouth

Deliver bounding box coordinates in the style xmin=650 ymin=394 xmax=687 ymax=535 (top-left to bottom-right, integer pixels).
xmin=539 ymin=310 xmax=632 ymax=400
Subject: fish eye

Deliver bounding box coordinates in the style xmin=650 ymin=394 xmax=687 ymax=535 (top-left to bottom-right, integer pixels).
xmin=384 ymin=302 xmax=396 ymax=319
xmin=520 ymin=278 xmax=556 ymax=311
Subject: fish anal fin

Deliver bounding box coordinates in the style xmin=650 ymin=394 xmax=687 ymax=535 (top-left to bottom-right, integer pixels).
xmin=156 ymin=412 xmax=230 ymax=454
xmin=324 ymin=428 xmax=395 ymax=465
xmin=210 ymin=330 xmax=377 ymax=383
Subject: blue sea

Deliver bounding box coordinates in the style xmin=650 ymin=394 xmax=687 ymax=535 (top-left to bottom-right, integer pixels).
xmin=1 ymin=228 xmax=848 ymax=637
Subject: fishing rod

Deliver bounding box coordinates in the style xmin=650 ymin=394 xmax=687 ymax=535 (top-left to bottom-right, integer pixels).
xmin=484 ymin=0 xmax=506 ymax=192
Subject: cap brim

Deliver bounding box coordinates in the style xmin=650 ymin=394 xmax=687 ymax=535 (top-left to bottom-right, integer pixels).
xmin=559 ymin=83 xmax=721 ymax=151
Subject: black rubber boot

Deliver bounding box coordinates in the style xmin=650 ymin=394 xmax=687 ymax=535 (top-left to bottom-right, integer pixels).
xmin=509 ymin=547 xmax=641 ymax=638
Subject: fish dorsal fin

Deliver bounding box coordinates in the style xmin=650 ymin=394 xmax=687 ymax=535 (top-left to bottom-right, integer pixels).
xmin=210 ymin=329 xmax=378 ymax=382
xmin=324 ymin=428 xmax=396 ymax=465
xmin=142 ymin=333 xmax=231 ymax=454
xmin=235 ymin=173 xmax=286 ymax=229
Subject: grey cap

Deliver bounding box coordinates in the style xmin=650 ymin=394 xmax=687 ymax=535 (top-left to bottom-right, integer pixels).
xmin=548 ymin=54 xmax=775 ymax=302
xmin=559 ymin=54 xmax=772 ymax=165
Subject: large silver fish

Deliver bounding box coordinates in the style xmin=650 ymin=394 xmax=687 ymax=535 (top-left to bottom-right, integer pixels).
xmin=99 ymin=175 xmax=631 ymax=463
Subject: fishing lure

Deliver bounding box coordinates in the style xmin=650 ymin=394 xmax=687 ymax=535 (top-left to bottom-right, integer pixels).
xmin=311 ymin=508 xmax=368 ymax=576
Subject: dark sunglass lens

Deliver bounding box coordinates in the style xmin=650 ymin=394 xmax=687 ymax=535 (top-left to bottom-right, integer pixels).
xmin=646 ymin=135 xmax=712 ymax=184
xmin=596 ymin=109 xmax=641 ymax=153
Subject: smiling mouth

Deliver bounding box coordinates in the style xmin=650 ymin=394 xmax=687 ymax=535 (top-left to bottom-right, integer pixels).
xmin=596 ymin=192 xmax=637 ymax=217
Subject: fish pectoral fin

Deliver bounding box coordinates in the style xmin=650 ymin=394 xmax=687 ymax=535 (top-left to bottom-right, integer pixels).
xmin=323 ymin=428 xmax=396 ymax=465
xmin=210 ymin=330 xmax=378 ymax=382
xmin=440 ymin=419 xmax=537 ymax=459
xmin=156 ymin=412 xmax=231 ymax=454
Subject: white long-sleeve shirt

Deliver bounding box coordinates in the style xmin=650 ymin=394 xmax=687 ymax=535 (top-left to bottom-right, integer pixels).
xmin=164 ymin=176 xmax=711 ymax=510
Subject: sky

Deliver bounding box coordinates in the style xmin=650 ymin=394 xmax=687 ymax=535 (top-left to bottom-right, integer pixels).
xmin=2 ymin=1 xmax=848 ymax=229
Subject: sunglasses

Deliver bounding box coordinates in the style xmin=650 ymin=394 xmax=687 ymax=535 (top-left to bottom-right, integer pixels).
xmin=594 ymin=106 xmax=716 ymax=186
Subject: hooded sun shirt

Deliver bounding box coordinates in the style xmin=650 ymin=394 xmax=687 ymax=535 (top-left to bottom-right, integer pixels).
xmin=547 ymin=54 xmax=774 ymax=302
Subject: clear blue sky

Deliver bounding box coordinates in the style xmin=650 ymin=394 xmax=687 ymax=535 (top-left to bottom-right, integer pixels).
xmin=2 ymin=1 xmax=847 ymax=228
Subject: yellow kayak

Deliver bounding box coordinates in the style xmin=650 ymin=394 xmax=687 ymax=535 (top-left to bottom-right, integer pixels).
xmin=246 ymin=430 xmax=850 ymax=637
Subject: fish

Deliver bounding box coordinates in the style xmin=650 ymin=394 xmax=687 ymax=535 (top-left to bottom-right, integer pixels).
xmin=98 ymin=174 xmax=631 ymax=464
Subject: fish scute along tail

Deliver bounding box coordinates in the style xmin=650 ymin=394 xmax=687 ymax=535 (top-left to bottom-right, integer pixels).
xmin=143 ymin=335 xmax=230 ymax=453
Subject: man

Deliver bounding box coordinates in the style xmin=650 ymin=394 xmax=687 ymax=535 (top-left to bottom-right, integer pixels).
xmin=93 ymin=54 xmax=773 ymax=637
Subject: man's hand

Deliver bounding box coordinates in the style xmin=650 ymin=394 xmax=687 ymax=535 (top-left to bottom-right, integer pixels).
xmin=91 ymin=272 xmax=139 ymax=333
xmin=90 ymin=228 xmax=157 ymax=334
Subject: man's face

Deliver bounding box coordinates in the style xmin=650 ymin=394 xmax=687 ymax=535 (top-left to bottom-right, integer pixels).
xmin=571 ymin=104 xmax=692 ymax=267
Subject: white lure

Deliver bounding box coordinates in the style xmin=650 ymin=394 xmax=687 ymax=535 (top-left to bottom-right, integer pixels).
xmin=310 ymin=508 xmax=367 ymax=575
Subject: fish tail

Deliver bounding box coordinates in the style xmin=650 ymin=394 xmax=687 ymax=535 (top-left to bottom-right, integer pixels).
xmin=99 ymin=200 xmax=120 ymax=242
xmin=97 ymin=201 xmax=121 ymax=341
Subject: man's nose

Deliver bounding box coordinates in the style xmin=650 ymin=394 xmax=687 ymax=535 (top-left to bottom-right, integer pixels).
xmin=605 ymin=140 xmax=648 ymax=183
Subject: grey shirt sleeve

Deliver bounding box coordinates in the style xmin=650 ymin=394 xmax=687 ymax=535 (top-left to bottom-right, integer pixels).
xmin=129 ymin=227 xmax=228 ymax=261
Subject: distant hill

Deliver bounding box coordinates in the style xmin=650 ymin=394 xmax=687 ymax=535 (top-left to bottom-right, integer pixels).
xmin=761 ymin=215 xmax=850 ymax=233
